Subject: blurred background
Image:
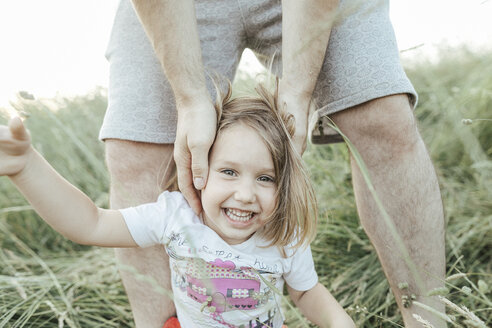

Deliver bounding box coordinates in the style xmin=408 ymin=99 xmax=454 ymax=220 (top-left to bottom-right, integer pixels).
xmin=0 ymin=0 xmax=491 ymax=111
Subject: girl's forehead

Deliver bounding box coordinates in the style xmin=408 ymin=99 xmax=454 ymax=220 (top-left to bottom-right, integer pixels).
xmin=215 ymin=124 xmax=268 ymax=147
xmin=214 ymin=124 xmax=260 ymax=149
xmin=217 ymin=121 xmax=272 ymax=142
xmin=211 ymin=124 xmax=274 ymax=168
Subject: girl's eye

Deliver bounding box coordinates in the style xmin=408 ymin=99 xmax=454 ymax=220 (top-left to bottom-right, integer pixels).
xmin=221 ymin=169 xmax=236 ymax=176
xmin=258 ymin=175 xmax=275 ymax=183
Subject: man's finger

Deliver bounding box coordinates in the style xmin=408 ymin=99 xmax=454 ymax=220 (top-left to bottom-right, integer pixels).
xmin=9 ymin=117 xmax=29 ymax=141
xmin=189 ymin=145 xmax=210 ymax=190
xmin=183 ymin=187 xmax=202 ymax=216
xmin=176 ymin=164 xmax=202 ymax=215
xmin=175 ymin=139 xmax=204 ymax=215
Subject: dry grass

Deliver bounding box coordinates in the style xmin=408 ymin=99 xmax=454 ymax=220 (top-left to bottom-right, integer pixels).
xmin=0 ymin=49 xmax=490 ymax=327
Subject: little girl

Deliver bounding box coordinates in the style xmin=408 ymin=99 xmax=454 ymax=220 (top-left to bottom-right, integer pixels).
xmin=0 ymin=84 xmax=354 ymax=328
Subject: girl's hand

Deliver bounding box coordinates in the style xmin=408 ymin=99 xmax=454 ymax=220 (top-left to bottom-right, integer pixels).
xmin=0 ymin=117 xmax=32 ymax=176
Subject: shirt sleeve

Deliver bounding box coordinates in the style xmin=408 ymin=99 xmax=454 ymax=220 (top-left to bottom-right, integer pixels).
xmin=119 ymin=191 xmax=179 ymax=247
xmin=283 ymin=245 xmax=318 ymax=291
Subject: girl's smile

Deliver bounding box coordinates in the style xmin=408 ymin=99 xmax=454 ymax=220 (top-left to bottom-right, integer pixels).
xmin=223 ymin=208 xmax=255 ymax=223
xmin=200 ymin=124 xmax=277 ymax=245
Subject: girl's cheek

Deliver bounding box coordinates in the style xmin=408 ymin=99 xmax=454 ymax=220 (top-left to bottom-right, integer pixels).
xmin=205 ymin=179 xmax=229 ymax=195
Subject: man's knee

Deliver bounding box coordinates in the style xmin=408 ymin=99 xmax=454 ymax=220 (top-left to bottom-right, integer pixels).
xmin=105 ymin=139 xmax=174 ymax=184
xmin=332 ymin=94 xmax=421 ymax=156
xmin=105 ymin=139 xmax=175 ymax=206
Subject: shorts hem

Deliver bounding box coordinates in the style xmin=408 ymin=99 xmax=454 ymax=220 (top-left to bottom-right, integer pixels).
xmin=315 ymin=87 xmax=418 ymax=119
xmin=99 ymin=127 xmax=176 ymax=144
xmin=309 ymin=87 xmax=418 ymax=145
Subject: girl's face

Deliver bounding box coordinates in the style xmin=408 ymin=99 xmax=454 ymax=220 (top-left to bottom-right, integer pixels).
xmin=201 ymin=124 xmax=277 ymax=245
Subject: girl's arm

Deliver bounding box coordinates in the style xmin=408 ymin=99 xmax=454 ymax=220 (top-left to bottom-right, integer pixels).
xmin=287 ymin=282 xmax=355 ymax=328
xmin=0 ymin=117 xmax=137 ymax=247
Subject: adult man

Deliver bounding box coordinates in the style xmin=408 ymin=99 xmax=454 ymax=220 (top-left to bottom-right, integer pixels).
xmin=100 ymin=0 xmax=446 ymax=327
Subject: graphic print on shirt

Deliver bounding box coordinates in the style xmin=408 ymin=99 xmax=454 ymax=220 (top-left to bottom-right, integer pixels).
xmin=186 ymin=258 xmax=262 ymax=312
xmin=171 ymin=256 xmax=279 ymax=327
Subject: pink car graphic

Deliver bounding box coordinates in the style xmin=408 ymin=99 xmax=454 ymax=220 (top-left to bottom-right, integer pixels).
xmin=185 ymin=258 xmax=261 ymax=313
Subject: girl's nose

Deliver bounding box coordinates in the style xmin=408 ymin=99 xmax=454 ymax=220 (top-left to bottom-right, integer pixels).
xmin=234 ymin=179 xmax=256 ymax=203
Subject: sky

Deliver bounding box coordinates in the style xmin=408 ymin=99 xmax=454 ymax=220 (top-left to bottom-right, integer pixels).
xmin=1 ymin=0 xmax=491 ymax=111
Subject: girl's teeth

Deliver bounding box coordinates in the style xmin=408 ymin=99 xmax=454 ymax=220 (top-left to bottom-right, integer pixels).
xmin=226 ymin=208 xmax=253 ymax=222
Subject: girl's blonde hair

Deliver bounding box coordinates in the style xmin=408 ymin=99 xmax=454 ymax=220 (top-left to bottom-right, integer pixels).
xmin=165 ymin=82 xmax=318 ymax=251
xmin=215 ymin=82 xmax=317 ymax=251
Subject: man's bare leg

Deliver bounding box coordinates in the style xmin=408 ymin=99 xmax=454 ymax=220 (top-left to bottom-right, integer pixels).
xmin=105 ymin=140 xmax=175 ymax=328
xmin=331 ymin=95 xmax=446 ymax=327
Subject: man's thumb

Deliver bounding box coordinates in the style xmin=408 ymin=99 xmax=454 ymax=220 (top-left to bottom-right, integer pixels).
xmin=9 ymin=117 xmax=29 ymax=141
xmin=191 ymin=149 xmax=209 ymax=190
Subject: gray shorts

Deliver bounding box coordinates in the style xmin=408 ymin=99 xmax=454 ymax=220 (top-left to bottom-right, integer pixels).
xmin=99 ymin=0 xmax=417 ymax=144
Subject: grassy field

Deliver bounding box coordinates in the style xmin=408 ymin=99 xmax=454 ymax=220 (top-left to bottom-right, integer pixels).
xmin=0 ymin=48 xmax=490 ymax=327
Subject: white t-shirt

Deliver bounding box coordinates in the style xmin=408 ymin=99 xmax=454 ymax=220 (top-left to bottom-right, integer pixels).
xmin=121 ymin=191 xmax=318 ymax=328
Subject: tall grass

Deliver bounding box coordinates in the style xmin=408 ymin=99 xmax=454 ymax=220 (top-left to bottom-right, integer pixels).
xmin=0 ymin=49 xmax=491 ymax=327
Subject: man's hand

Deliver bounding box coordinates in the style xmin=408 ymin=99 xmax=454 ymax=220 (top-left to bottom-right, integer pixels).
xmin=0 ymin=117 xmax=32 ymax=177
xmin=174 ymin=98 xmax=217 ymax=215
xmin=278 ymin=80 xmax=311 ymax=155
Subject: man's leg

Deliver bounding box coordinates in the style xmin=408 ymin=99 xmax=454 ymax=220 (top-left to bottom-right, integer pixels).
xmin=105 ymin=139 xmax=175 ymax=328
xmin=331 ymin=94 xmax=446 ymax=327
xmin=101 ymin=1 xmax=245 ymax=325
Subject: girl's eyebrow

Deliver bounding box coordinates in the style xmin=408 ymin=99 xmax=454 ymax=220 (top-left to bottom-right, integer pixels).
xmin=217 ymin=160 xmax=275 ymax=175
